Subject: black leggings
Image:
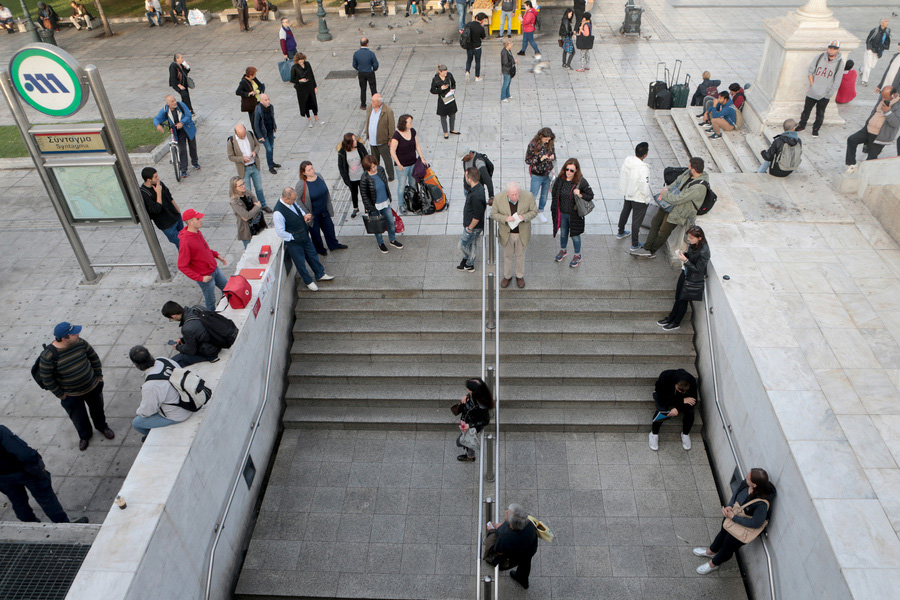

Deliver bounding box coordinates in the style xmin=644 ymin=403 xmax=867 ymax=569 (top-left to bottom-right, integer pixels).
xmin=709 ymin=525 xmax=745 ymax=566
xmin=348 ymin=180 xmax=360 ymax=209
xmin=651 ymin=400 xmax=695 ymax=435
xmin=666 ymin=272 xmax=693 ymax=326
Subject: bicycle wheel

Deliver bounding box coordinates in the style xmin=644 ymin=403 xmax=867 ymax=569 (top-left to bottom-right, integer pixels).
xmin=171 ymin=144 xmax=182 ymax=182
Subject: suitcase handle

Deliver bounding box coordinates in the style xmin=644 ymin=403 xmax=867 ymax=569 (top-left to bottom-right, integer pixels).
xmin=655 ymin=61 xmax=665 ymax=83
xmin=672 ymin=59 xmax=682 ymax=87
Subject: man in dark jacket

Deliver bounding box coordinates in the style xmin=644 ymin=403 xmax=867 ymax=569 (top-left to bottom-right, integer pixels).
xmin=0 ymin=425 xmax=88 ymax=523
xmin=463 ymin=13 xmax=488 ymax=81
xmin=863 ymin=18 xmax=891 ymax=86
xmin=140 ymin=167 xmax=183 ymax=248
xmin=459 ymin=147 xmax=494 ymax=202
xmin=253 ymin=94 xmax=280 ymax=174
xmin=489 ymin=503 xmax=539 ymax=589
xmin=458 ymin=167 xmax=487 ymax=272
xmin=649 ymin=368 xmax=698 ymax=451
xmin=161 ymin=302 xmax=222 ymax=366
xmin=353 ymin=37 xmax=379 ymax=110
xmin=758 ymin=119 xmax=801 ymax=177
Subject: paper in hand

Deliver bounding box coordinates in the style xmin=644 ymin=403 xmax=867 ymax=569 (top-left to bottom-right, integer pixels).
xmin=652 ymin=411 xmax=671 ymax=423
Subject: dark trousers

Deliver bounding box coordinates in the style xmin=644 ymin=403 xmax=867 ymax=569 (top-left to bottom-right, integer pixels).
xmin=309 ymin=212 xmax=341 ymax=254
xmin=617 ymin=199 xmax=648 ymax=247
xmin=845 ymin=128 xmax=885 ymax=165
xmin=370 ymin=144 xmax=395 ymax=180
xmin=466 ymin=47 xmax=482 ymax=77
xmin=176 ymin=129 xmax=199 ymax=174
xmin=173 ymin=353 xmax=214 ymax=367
xmin=0 ymin=472 xmax=69 ymax=523
xmin=643 ymin=208 xmax=677 ymax=255
xmin=237 ymin=6 xmax=249 ymax=30
xmin=510 ymin=554 xmax=533 ymax=585
xmin=348 ymin=180 xmax=360 ymax=209
xmin=667 ymin=272 xmax=692 ymax=326
xmin=285 ymin=236 xmax=325 ymax=285
xmin=709 ymin=525 xmax=745 ymax=566
xmin=651 ymin=393 xmax=695 ymax=435
xmin=174 ymin=87 xmax=193 ymax=112
xmin=61 ymin=383 xmax=108 ymax=441
xmin=798 ymin=95 xmax=829 ymax=133
xmin=358 ymin=71 xmax=377 ymax=107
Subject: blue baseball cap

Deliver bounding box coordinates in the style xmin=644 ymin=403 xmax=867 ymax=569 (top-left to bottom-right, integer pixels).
xmin=54 ymin=322 xmax=82 ymax=339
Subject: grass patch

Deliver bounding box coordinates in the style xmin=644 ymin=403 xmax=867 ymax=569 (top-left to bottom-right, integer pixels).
xmin=0 ymin=119 xmax=167 ymax=158
xmin=36 ymin=0 xmax=323 ymax=21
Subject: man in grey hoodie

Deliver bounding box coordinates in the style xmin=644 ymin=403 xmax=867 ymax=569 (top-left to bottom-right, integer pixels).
xmin=797 ymin=41 xmax=844 ymax=137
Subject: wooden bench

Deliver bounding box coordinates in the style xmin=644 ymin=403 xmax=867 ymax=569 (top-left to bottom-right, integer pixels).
xmin=219 ymin=7 xmax=278 ymax=22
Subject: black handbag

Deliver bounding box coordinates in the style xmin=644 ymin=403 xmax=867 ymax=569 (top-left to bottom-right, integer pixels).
xmin=363 ymin=212 xmax=387 ymax=234
xmin=575 ymin=35 xmax=594 ymax=50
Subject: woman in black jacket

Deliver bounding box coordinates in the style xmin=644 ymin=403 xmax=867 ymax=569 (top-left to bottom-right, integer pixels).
xmin=694 ymin=468 xmax=776 ymax=574
xmin=168 ymin=53 xmax=193 ymax=114
xmin=559 ymin=9 xmax=575 ymax=70
xmin=658 ymin=226 xmax=710 ymax=331
xmin=550 ymin=158 xmax=594 ymax=268
xmin=290 ymin=53 xmax=320 ymax=128
xmin=691 ymin=71 xmax=721 ymax=108
xmin=500 ymin=38 xmax=516 ymax=103
xmin=430 ymin=65 xmax=459 ymax=139
xmin=360 ymin=155 xmax=402 ymax=253
xmin=455 ymin=378 xmax=493 ymax=462
xmin=37 ymin=2 xmax=59 ymax=30
xmin=337 ymin=133 xmax=369 ymax=219
xmin=235 ymin=67 xmax=265 ymax=126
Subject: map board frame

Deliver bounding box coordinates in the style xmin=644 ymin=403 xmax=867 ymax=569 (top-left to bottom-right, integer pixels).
xmin=45 ymin=155 xmax=137 ymax=224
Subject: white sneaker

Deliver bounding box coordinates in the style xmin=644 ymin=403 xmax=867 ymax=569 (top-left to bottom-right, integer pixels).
xmin=307 ymin=282 xmax=319 ymax=291
xmin=537 ymin=212 xmax=548 ymax=223
xmin=697 ymin=562 xmax=719 ymax=575
xmin=682 ymin=433 xmax=692 ymax=451
xmin=649 ymin=433 xmax=659 ymax=451
xmin=318 ymin=274 xmax=335 ymax=281
xmin=502 ymin=98 xmax=510 ymax=103
xmin=845 ymin=165 xmax=857 ymax=174
xmin=692 ymin=547 xmax=711 ymax=558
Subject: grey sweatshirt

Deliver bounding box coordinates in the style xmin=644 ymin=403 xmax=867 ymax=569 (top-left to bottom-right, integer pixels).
xmin=807 ymin=52 xmax=843 ymax=100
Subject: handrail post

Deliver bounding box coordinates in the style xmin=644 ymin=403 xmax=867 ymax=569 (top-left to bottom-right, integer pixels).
xmin=486 ymin=274 xmax=496 ymax=331
xmin=484 ymin=433 xmax=495 ymax=483
xmin=487 ymin=219 xmax=496 ymax=266
xmin=484 ymin=496 xmax=494 ymax=527
xmin=482 ymin=576 xmax=494 ymax=600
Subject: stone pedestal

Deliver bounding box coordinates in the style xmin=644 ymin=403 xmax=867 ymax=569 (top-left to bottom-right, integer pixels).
xmin=744 ymin=0 xmax=858 ymax=132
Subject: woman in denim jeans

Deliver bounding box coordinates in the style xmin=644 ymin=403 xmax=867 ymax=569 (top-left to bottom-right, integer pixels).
xmin=550 ymin=158 xmax=594 ymax=268
xmin=360 ymin=155 xmax=403 ymax=254
xmin=524 ymin=127 xmax=556 ymax=222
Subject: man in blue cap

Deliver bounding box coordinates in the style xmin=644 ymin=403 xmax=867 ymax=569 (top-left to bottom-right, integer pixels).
xmin=38 ymin=323 xmax=114 ymax=452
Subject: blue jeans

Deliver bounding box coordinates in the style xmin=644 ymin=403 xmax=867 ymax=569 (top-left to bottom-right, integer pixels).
xmin=243 ymin=164 xmax=267 ymax=207
xmin=161 ymin=219 xmax=183 ymax=248
xmin=459 ymin=228 xmax=480 ymax=267
xmin=757 ymin=160 xmax=770 ymax=173
xmin=466 ymin=47 xmax=482 ymax=77
xmin=530 ymin=174 xmax=551 ymax=211
xmin=260 ymin=134 xmax=276 ymax=170
xmin=173 ymin=353 xmax=215 ymax=367
xmin=396 ymin=165 xmax=414 ymax=212
xmin=501 ymin=73 xmax=512 ymax=100
xmin=521 ymin=31 xmax=539 ymax=54
xmin=146 ymin=11 xmax=162 ymax=25
xmin=198 ymin=266 xmax=228 ymax=311
xmin=456 ymin=0 xmax=466 ymax=30
xmin=373 ymin=206 xmax=397 ymax=245
xmin=501 ymin=11 xmax=512 ymax=36
xmin=132 ymin=413 xmax=178 ymax=437
xmin=559 ymin=213 xmax=582 ymax=254
xmin=285 ymin=236 xmax=325 ymax=285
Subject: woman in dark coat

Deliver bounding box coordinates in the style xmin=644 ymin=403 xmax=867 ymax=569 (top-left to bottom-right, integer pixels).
xmin=454 ymin=378 xmax=493 ymax=462
xmin=550 ymin=158 xmax=594 ymax=268
xmin=291 ymin=53 xmax=320 ymax=127
xmin=429 ymin=65 xmax=459 ymax=139
xmin=559 ymin=9 xmax=575 ymax=70
xmin=235 ymin=67 xmax=265 ymax=126
xmin=337 ymin=133 xmax=369 ymax=219
xmin=658 ymin=225 xmax=710 ymax=331
xmin=37 ymin=2 xmax=60 ymax=29
xmin=359 ymin=155 xmax=400 ymax=252
xmin=168 ymin=53 xmax=193 ymax=114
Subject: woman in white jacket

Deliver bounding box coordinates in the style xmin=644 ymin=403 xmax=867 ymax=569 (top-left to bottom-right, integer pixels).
xmin=617 ymin=142 xmax=652 ymax=250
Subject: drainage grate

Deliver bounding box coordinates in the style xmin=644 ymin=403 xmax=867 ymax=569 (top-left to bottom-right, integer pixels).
xmin=325 ymin=70 xmax=359 ymax=80
xmin=0 ymin=543 xmax=90 ymax=600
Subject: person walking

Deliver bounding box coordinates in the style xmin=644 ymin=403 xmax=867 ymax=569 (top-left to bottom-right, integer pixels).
xmin=364 ymin=94 xmax=396 ymax=180
xmin=0 ymin=425 xmax=88 ymax=522
xmin=389 ymin=115 xmax=428 ymax=214
xmin=252 ymin=94 xmax=280 ymax=174
xmin=573 ymin=0 xmax=585 ymax=27
xmin=463 ymin=13 xmax=488 ymax=81
xmin=559 ymin=9 xmax=575 ymax=70
xmin=228 ymin=176 xmax=265 ymax=249
xmin=360 ymin=155 xmax=402 ymax=253
xmin=550 ymin=158 xmax=594 ymax=268
xmin=575 ymin=12 xmax=593 ymax=72
xmin=297 ymin=161 xmax=348 ymax=256
xmin=501 ymin=38 xmax=517 ymax=102
xmin=632 ymin=157 xmax=709 ymax=259
xmin=232 ymin=0 xmax=250 ymax=31
xmin=38 ymin=323 xmax=114 ymax=452
xmin=353 ymin=37 xmax=379 ymax=110
xmin=498 ymin=0 xmax=514 ymax=37
xmin=488 ymin=504 xmax=539 ymax=589
xmin=517 ymin=1 xmax=540 ymax=58
xmin=168 ymin=53 xmax=193 ymax=114
xmin=236 ymin=67 xmax=265 ymax=126
xmin=658 ymin=225 xmax=710 ymax=332
xmin=617 ymin=142 xmax=652 ymax=251
xmin=177 ymin=209 xmax=228 ymax=310
xmin=796 ymin=41 xmax=843 ymax=137
xmin=648 ymin=368 xmax=698 ymax=451
xmin=525 ymin=127 xmax=556 ymax=222
xmin=153 ymin=95 xmax=200 ymax=180
xmin=227 ymin=123 xmax=271 ymax=212
xmin=430 ymin=66 xmax=459 ymax=139
xmin=454 ymin=378 xmax=493 ymax=461
xmin=455 ymin=0 xmax=466 ymax=33
xmin=140 ymin=167 xmax=183 ymax=249
xmin=279 ymin=17 xmax=297 ymax=60
xmin=291 ymin=53 xmax=320 ymax=128
xmin=273 ymin=187 xmax=334 ymax=292
xmin=337 ymin=133 xmax=369 ymax=219
xmin=694 ymin=469 xmax=776 ymax=575
xmin=458 ymin=168 xmax=487 ymax=272
xmin=491 ymin=182 xmax=537 ymax=288
xmin=845 ymin=86 xmax=900 ymax=173
xmin=863 ymin=18 xmax=891 ymax=87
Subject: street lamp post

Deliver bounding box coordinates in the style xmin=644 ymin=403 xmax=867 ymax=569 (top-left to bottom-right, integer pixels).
xmin=19 ymin=0 xmax=41 ymax=43
xmin=316 ymin=0 xmax=331 ymax=41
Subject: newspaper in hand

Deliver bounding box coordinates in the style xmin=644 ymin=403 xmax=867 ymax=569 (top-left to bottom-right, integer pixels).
xmin=442 ymin=89 xmax=456 ymax=104
xmin=507 ymin=214 xmax=523 ymax=229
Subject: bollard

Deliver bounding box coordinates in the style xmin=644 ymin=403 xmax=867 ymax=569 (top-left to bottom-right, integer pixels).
xmin=485 ymin=366 xmax=495 ymax=391
xmin=482 ymin=576 xmax=494 ymax=600
xmin=487 ymin=219 xmax=496 ymax=266
xmin=484 ymin=496 xmax=494 ymax=527
xmin=485 ymin=433 xmax=495 ymax=483
xmin=487 ymin=273 xmax=496 ymax=331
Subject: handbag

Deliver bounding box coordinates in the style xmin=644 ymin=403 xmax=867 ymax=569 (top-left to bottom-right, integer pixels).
xmin=186 ymin=76 xmax=196 ymax=89
xmin=392 ymin=209 xmax=405 ymax=234
xmin=527 ymin=516 xmax=554 ymax=543
xmin=363 ymin=212 xmax=387 ymax=234
xmin=574 ymin=193 xmax=594 ymax=218
xmin=223 ymin=275 xmax=252 ymax=309
xmin=723 ymin=499 xmax=770 ymax=543
xmin=509 ymin=64 xmax=517 ymax=78
xmin=450 ymin=402 xmax=462 ymax=416
xmin=575 ymin=34 xmax=594 ymax=50
xmin=278 ymin=59 xmax=292 ymax=83
xmin=558 ymin=39 xmax=564 ymax=48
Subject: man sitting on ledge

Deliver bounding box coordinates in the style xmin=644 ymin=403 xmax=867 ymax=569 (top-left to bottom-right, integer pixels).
xmin=129 ymin=345 xmax=195 ymax=440
xmin=161 ymin=301 xmax=223 ymax=367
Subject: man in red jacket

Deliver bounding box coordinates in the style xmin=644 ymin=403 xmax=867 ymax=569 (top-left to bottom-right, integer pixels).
xmin=177 ymin=209 xmax=228 ymax=310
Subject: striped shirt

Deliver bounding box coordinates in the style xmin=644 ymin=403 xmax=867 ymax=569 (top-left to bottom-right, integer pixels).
xmin=39 ymin=339 xmax=102 ymax=399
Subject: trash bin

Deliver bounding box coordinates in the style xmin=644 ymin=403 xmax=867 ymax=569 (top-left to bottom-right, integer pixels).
xmin=37 ymin=27 xmax=56 ymax=46
xmin=621 ymin=0 xmax=642 ymax=36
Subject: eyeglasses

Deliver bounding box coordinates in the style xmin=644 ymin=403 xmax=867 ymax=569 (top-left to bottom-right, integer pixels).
xmin=565 ymin=167 xmax=576 ymax=172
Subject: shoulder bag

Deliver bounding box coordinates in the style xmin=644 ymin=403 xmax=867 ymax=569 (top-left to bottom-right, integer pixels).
xmin=722 ymin=498 xmax=770 ymax=543
xmin=574 ymin=192 xmax=594 ymax=217
xmin=363 ymin=212 xmax=387 ymax=234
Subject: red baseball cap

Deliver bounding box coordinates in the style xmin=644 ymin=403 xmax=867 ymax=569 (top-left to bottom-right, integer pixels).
xmin=182 ymin=209 xmax=205 ymax=221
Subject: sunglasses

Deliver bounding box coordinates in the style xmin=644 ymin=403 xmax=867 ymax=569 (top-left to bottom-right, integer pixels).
xmin=565 ymin=167 xmax=576 ymax=172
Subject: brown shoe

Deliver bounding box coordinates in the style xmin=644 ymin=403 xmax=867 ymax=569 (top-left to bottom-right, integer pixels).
xmin=102 ymin=428 xmax=115 ymax=440
xmin=501 ymin=277 xmax=511 ymax=288
xmin=516 ymin=277 xmax=525 ymax=288
xmin=79 ymin=439 xmax=89 ymax=451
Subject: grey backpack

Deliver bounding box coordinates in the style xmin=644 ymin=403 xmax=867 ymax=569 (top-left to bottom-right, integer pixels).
xmin=776 ymin=140 xmax=802 ymax=172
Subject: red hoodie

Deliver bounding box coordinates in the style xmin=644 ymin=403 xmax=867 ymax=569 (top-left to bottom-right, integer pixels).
xmin=177 ymin=228 xmax=219 ymax=281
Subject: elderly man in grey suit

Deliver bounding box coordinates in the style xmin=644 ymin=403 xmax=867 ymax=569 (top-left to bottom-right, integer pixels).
xmin=491 ymin=182 xmax=538 ymax=289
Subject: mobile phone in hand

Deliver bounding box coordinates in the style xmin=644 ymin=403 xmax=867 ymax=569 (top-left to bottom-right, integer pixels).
xmin=168 ymin=340 xmax=177 ymax=346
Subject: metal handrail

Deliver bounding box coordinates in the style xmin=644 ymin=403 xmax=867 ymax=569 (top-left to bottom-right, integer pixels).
xmin=204 ymin=245 xmax=286 ymax=600
xmin=703 ymin=289 xmax=776 ymax=600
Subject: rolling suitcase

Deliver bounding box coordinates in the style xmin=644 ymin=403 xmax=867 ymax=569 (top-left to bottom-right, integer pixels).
xmin=647 ymin=62 xmax=667 ymax=109
xmin=670 ymin=61 xmax=690 ymax=108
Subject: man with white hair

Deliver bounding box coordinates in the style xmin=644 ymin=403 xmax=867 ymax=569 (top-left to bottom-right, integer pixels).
xmin=227 ymin=123 xmax=272 ymax=212
xmin=489 ymin=503 xmax=539 ymax=589
xmin=490 ymin=182 xmax=537 ymax=289
xmin=863 ymin=18 xmax=891 ymax=86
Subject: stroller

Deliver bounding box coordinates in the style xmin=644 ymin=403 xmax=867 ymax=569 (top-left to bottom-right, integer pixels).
xmin=411 ymin=160 xmax=447 ymax=215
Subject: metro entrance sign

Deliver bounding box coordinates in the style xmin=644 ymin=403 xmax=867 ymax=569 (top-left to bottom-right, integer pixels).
xmin=9 ymin=46 xmax=88 ymax=117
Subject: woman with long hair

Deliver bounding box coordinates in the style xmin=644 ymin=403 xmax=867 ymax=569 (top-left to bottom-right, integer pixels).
xmin=658 ymin=226 xmax=710 ymax=331
xmin=291 ymin=53 xmax=321 ymax=128
xmin=236 ymin=67 xmax=265 ymax=125
xmin=559 ymin=9 xmax=575 ymax=70
xmin=389 ymin=114 xmax=428 ymax=215
xmin=297 ymin=161 xmax=347 ymax=256
xmin=337 ymin=133 xmax=369 ymax=219
xmin=455 ymin=378 xmax=494 ymax=462
xmin=550 ymin=158 xmax=594 ymax=268
xmin=360 ymin=155 xmax=402 ymax=253
xmin=575 ymin=12 xmax=594 ymax=72
xmin=525 ymin=127 xmax=556 ymax=222
xmin=430 ymin=64 xmax=459 ymax=139
xmin=228 ymin=176 xmax=264 ymax=249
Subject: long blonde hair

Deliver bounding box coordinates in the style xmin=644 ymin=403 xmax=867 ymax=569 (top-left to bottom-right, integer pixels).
xmin=228 ymin=176 xmax=244 ymax=200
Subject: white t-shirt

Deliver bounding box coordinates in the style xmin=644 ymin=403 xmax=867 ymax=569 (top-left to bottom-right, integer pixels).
xmin=0 ymin=7 xmax=14 ymax=19
xmin=236 ymin=136 xmax=253 ymax=164
xmin=368 ymin=107 xmax=382 ymax=146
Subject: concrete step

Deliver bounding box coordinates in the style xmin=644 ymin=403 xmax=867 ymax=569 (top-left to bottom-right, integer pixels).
xmin=677 ymin=108 xmax=742 ymax=174
xmin=722 ymin=129 xmax=762 ymax=173
xmin=654 ymin=110 xmax=691 ymax=168
xmin=668 ymin=108 xmax=722 ymax=173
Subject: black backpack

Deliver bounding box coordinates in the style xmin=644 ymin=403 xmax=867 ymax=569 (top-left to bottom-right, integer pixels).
xmin=474 ymin=152 xmax=495 ymax=178
xmin=187 ymin=308 xmax=239 ymax=349
xmin=31 ymin=344 xmax=59 ymax=390
xmin=692 ymin=180 xmax=718 ymax=216
xmin=404 ymin=185 xmax=423 ymax=213
xmin=459 ymin=24 xmax=473 ymax=50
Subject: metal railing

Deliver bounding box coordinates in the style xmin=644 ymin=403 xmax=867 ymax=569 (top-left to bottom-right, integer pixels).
xmin=204 ymin=245 xmax=286 ymax=600
xmin=702 ymin=289 xmax=776 ymax=600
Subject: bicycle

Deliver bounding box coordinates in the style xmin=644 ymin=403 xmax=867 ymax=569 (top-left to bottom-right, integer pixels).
xmin=165 ymin=123 xmax=183 ymax=183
